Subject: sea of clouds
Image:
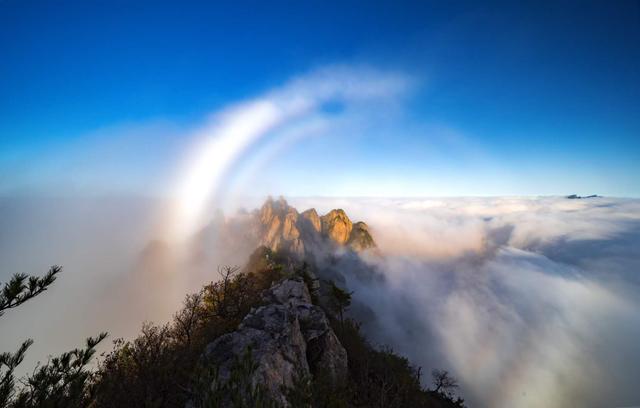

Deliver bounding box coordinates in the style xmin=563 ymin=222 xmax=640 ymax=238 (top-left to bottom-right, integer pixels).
xmin=289 ymin=196 xmax=640 ymax=408
xmin=1 ymin=195 xmax=639 ymax=408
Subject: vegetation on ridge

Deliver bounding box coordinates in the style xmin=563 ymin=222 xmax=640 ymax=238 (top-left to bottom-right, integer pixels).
xmin=1 ymin=247 xmax=465 ymax=407
xmin=0 ymin=266 xmax=107 ymax=408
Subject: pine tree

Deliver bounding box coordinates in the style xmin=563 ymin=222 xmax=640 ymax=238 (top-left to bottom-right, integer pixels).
xmin=0 ymin=266 xmax=107 ymax=407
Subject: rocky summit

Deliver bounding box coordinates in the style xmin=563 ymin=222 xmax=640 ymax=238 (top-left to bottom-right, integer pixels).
xmin=253 ymin=197 xmax=376 ymax=257
xmin=203 ymin=277 xmax=348 ymax=407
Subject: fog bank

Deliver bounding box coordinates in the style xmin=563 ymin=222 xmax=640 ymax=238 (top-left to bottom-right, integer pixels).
xmin=1 ymin=195 xmax=639 ymax=408
xmin=289 ymin=196 xmax=640 ymax=408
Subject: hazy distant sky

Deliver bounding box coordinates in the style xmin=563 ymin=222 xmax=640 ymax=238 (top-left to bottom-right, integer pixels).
xmin=1 ymin=0 xmax=639 ymax=197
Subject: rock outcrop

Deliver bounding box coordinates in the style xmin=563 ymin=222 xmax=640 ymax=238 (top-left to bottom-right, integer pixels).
xmin=321 ymin=209 xmax=353 ymax=245
xmin=566 ymin=194 xmax=600 ymax=199
xmin=203 ymin=278 xmax=348 ymax=407
xmin=256 ymin=197 xmax=305 ymax=255
xmin=253 ymin=197 xmax=375 ymax=257
xmin=300 ymin=208 xmax=321 ymax=233
xmin=347 ymin=221 xmax=376 ymax=252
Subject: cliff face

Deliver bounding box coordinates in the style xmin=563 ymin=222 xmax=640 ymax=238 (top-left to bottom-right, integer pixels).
xmin=253 ymin=197 xmax=375 ymax=257
xmin=347 ymin=222 xmax=375 ymax=252
xmin=256 ymin=198 xmax=305 ymax=255
xmin=321 ymin=209 xmax=353 ymax=244
xmin=203 ymin=277 xmax=347 ymax=407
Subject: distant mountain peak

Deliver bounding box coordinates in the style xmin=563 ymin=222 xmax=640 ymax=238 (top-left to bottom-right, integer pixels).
xmin=321 ymin=209 xmax=353 ymax=245
xmin=253 ymin=198 xmax=376 ymax=256
xmin=566 ymin=194 xmax=600 ymax=199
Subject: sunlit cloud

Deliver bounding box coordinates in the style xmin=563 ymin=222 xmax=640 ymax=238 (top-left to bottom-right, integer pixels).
xmin=171 ymin=65 xmax=412 ymax=238
xmin=288 ymin=196 xmax=640 ymax=407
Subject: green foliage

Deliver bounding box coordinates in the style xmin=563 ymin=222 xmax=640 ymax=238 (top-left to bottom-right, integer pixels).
xmin=189 ymin=360 xmax=222 ymax=407
xmin=203 ymin=265 xmax=276 ymax=324
xmin=276 ymin=313 xmax=442 ymax=408
xmin=0 ymin=340 xmax=33 ymax=406
xmin=302 ymin=367 xmax=349 ymax=408
xmin=327 ymin=318 xmax=464 ymax=408
xmin=283 ymin=364 xmax=313 ymax=408
xmin=329 ymin=282 xmax=352 ymax=310
xmin=0 ymin=266 xmax=60 ymax=317
xmin=327 ymin=281 xmax=352 ymax=329
xmin=11 ymin=333 xmax=108 ymax=408
xmin=192 ymin=348 xmax=279 ymax=408
xmin=88 ymin=255 xmax=287 ymax=407
xmin=298 ymin=262 xmax=319 ymax=305
xmin=0 ymin=266 xmax=106 ymax=408
xmin=3 ymin=251 xmax=465 ymax=408
xmin=89 ymin=324 xmax=184 ymax=407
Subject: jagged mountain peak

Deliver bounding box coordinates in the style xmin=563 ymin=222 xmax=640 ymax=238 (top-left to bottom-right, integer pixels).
xmin=259 ymin=196 xmax=297 ymax=222
xmin=300 ymin=208 xmax=321 ymax=233
xmin=253 ymin=198 xmax=375 ymax=256
xmin=321 ymin=209 xmax=353 ymax=245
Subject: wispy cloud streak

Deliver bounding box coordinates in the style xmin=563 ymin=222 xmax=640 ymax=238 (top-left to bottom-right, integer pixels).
xmin=172 ymin=66 xmax=411 ymax=237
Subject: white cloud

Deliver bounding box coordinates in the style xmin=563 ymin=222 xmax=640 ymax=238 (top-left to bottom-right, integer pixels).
xmin=171 ymin=65 xmax=412 ymax=238
xmin=2 ymin=195 xmax=638 ymax=407
xmin=289 ymin=196 xmax=640 ymax=407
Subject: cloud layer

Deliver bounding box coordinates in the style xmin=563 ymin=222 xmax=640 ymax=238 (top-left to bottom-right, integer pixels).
xmin=288 ymin=196 xmax=640 ymax=407
xmin=1 ymin=195 xmax=638 ymax=407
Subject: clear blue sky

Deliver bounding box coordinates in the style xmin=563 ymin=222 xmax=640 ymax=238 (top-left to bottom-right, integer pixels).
xmin=1 ymin=0 xmax=639 ymax=197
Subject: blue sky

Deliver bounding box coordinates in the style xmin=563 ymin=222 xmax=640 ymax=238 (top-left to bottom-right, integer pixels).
xmin=1 ymin=0 xmax=639 ymax=197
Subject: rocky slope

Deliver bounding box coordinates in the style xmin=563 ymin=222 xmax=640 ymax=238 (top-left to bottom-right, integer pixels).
xmin=203 ymin=277 xmax=347 ymax=407
xmin=253 ymin=197 xmax=376 ymax=257
xmin=186 ymin=200 xmax=464 ymax=407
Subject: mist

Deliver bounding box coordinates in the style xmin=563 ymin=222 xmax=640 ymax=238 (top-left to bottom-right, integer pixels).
xmin=3 ymin=1 xmax=639 ymax=405
xmin=0 ymin=67 xmax=640 ymax=407
xmin=0 ymin=195 xmax=256 ymax=378
xmin=2 ymin=193 xmax=639 ymax=407
xmin=1 ymin=65 xmax=415 ymax=379
xmin=289 ymin=196 xmax=640 ymax=407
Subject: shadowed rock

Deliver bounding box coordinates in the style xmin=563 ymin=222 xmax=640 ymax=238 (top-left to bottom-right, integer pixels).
xmin=203 ymin=278 xmax=348 ymax=407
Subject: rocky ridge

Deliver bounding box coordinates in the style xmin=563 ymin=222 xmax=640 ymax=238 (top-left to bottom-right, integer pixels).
xmin=187 ymin=200 xmax=465 ymax=408
xmin=253 ymin=197 xmax=376 ymax=257
xmin=203 ymin=277 xmax=348 ymax=407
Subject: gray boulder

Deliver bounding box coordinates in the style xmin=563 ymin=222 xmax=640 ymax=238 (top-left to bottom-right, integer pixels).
xmin=203 ymin=278 xmax=347 ymax=407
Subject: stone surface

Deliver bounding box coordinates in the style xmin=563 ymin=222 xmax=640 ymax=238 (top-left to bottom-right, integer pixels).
xmin=255 ymin=197 xmax=305 ymax=256
xmin=203 ymin=278 xmax=348 ymax=407
xmin=347 ymin=221 xmax=375 ymax=251
xmin=321 ymin=209 xmax=353 ymax=245
xmin=300 ymin=209 xmax=321 ymax=233
xmin=252 ymin=198 xmax=376 ymax=258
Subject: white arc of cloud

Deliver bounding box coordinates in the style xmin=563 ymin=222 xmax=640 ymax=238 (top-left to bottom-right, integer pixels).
xmin=171 ymin=65 xmax=411 ymax=238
